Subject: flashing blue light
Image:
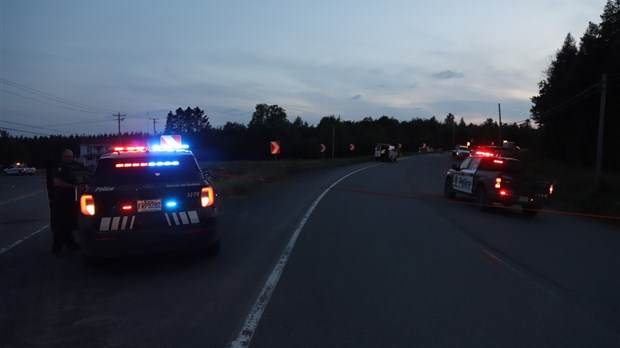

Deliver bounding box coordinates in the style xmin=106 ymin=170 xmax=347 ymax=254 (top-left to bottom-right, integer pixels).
xmin=165 ymin=201 xmax=178 ymax=208
xmin=146 ymin=161 xmax=179 ymax=167
xmin=150 ymin=144 xmax=190 ymax=152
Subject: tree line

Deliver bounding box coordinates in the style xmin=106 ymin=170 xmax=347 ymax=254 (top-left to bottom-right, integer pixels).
xmin=1 ymin=106 xmax=538 ymax=168
xmin=530 ymin=0 xmax=619 ymax=170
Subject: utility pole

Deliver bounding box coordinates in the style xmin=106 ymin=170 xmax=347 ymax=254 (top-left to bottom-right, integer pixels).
xmin=595 ymin=73 xmax=607 ymax=191
xmin=498 ymin=103 xmax=502 ymax=146
xmin=113 ymin=112 xmax=126 ymax=144
xmin=331 ymin=126 xmax=335 ymax=160
xmin=149 ymin=117 xmax=159 ymax=135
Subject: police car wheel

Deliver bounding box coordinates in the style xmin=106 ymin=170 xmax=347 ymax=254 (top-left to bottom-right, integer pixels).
xmin=475 ymin=187 xmax=489 ymax=211
xmin=444 ymin=178 xmax=455 ymax=198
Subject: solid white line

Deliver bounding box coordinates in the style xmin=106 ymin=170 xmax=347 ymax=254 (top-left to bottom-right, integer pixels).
xmin=0 ymin=224 xmax=49 ymax=255
xmin=229 ymin=164 xmax=380 ymax=348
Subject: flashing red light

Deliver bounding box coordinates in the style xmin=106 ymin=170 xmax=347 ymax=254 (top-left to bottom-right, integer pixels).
xmin=112 ymin=146 xmax=147 ymax=153
xmin=121 ymin=204 xmax=133 ymax=211
xmin=499 ymin=190 xmax=508 ymax=196
xmin=475 ymin=151 xmax=494 ymax=157
xmin=114 ymin=161 xmax=178 ymax=169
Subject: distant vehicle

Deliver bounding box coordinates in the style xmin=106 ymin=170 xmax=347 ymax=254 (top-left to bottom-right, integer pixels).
xmin=374 ymin=143 xmax=397 ymax=162
xmin=3 ymin=163 xmax=36 ymax=175
xmin=499 ymin=141 xmax=521 ymax=157
xmin=77 ymin=143 xmax=219 ymax=264
xmin=452 ymin=145 xmax=471 ymax=160
xmin=444 ymin=154 xmax=554 ymax=216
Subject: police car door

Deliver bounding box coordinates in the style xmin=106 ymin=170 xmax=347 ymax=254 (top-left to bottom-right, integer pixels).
xmin=452 ymin=157 xmax=481 ymax=195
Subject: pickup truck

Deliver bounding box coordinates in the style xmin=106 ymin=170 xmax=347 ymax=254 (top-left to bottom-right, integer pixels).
xmin=444 ymin=155 xmax=554 ymax=216
xmin=3 ymin=163 xmax=37 ymax=176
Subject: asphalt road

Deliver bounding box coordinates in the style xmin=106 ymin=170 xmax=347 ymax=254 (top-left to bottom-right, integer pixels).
xmin=1 ymin=153 xmax=619 ymax=347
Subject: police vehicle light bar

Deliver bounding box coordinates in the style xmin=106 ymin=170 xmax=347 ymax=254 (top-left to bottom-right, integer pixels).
xmin=112 ymin=146 xmax=147 ymax=152
xmin=150 ymin=144 xmax=190 ymax=152
xmin=110 ymin=136 xmax=189 ymax=154
xmin=114 ymin=161 xmax=180 ymax=168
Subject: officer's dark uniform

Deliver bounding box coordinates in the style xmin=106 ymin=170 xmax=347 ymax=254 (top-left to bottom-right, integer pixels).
xmin=50 ymin=161 xmax=80 ymax=253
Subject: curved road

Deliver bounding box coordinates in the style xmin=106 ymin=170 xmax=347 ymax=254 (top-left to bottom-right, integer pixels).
xmin=1 ymin=153 xmax=618 ymax=347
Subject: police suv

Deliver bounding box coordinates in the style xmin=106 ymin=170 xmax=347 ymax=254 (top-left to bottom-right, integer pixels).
xmin=444 ymin=154 xmax=554 ymax=216
xmin=78 ymin=144 xmax=219 ymax=262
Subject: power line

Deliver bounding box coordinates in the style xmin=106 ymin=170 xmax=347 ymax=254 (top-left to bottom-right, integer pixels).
xmin=0 ymin=120 xmax=73 ymax=135
xmin=42 ymin=119 xmax=112 ymax=127
xmin=0 ymin=88 xmax=110 ymax=115
xmin=0 ymin=126 xmax=53 ymax=136
xmin=535 ymin=81 xmax=601 ymax=121
xmin=0 ymin=78 xmax=115 ymax=114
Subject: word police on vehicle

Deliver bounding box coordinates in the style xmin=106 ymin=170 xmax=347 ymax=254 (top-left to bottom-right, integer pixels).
xmin=77 ymin=136 xmax=219 ymax=264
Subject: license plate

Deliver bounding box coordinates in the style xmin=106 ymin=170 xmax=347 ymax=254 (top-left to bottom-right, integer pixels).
xmin=137 ymin=199 xmax=162 ymax=212
xmin=518 ymin=196 xmax=529 ymax=203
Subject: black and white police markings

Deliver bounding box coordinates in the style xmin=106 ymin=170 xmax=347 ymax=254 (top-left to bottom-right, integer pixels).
xmin=453 ymin=174 xmax=473 ymax=193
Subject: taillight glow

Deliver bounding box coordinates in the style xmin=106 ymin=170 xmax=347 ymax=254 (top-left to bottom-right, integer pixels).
xmin=80 ymin=195 xmax=95 ymax=215
xmin=549 ymin=184 xmax=554 ymax=195
xmin=201 ymin=187 xmax=215 ymax=207
xmin=493 ymin=159 xmax=504 ymax=164
xmin=499 ymin=190 xmax=508 ymax=196
xmin=495 ymin=177 xmax=502 ymax=189
xmin=121 ymin=204 xmax=133 ymax=211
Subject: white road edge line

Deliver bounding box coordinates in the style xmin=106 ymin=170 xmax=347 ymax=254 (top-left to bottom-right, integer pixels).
xmin=230 ymin=164 xmax=381 ymax=348
xmin=0 ymin=224 xmax=49 ymax=255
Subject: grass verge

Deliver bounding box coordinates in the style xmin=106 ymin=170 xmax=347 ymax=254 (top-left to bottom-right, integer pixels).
xmin=201 ymin=156 xmax=375 ymax=197
xmin=519 ymin=150 xmax=620 ymax=224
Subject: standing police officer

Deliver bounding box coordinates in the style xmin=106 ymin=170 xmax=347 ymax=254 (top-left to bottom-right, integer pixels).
xmin=49 ymin=148 xmax=82 ymax=257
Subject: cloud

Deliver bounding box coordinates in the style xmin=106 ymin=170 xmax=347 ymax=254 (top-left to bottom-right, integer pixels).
xmin=351 ymin=94 xmax=362 ymax=100
xmin=432 ymin=70 xmax=464 ymax=80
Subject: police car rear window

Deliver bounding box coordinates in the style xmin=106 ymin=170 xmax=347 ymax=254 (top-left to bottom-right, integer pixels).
xmin=91 ymin=156 xmax=202 ymax=186
xmin=478 ymin=158 xmax=523 ymax=174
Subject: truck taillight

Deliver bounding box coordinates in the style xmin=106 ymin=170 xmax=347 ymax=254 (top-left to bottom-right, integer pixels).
xmin=494 ymin=177 xmax=502 ymax=189
xmin=201 ymin=187 xmax=215 ymax=207
xmin=80 ymin=195 xmax=95 ymax=216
